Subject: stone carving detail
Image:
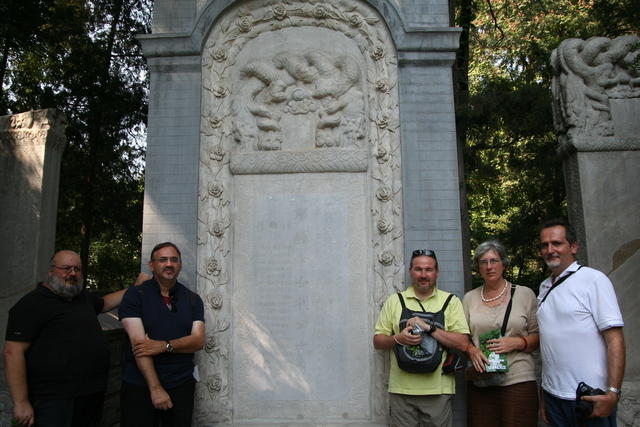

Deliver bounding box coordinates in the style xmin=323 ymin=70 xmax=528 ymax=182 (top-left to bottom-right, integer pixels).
xmin=198 ymin=1 xmax=403 ymax=423
xmin=233 ymin=51 xmax=366 ymax=151
xmin=551 ymin=36 xmax=640 ymax=152
xmin=230 ymin=148 xmax=367 ymax=174
xmin=0 ymin=109 xmax=67 ymax=147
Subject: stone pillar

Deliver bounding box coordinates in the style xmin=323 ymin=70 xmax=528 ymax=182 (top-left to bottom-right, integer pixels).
xmin=0 ymin=109 xmax=67 ymax=423
xmin=551 ymin=36 xmax=640 ymax=426
xmin=139 ymin=1 xmax=465 ymax=425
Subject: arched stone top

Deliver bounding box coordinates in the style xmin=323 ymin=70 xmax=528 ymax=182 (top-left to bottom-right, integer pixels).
xmin=138 ymin=0 xmax=461 ymax=62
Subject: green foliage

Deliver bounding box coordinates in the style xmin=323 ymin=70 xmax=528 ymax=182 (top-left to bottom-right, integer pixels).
xmin=87 ymin=227 xmax=142 ymax=291
xmin=2 ymin=0 xmax=151 ymax=290
xmin=456 ymin=0 xmax=638 ymax=291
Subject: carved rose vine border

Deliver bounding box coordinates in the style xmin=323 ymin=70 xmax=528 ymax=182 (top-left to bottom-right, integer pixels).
xmin=197 ymin=0 xmax=403 ymax=422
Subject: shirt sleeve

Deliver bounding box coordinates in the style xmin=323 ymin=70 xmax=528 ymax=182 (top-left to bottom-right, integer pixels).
xmin=588 ymin=271 xmax=624 ymax=331
xmin=462 ymin=292 xmax=471 ymax=326
xmin=374 ymin=295 xmax=396 ymax=336
xmin=118 ymin=286 xmax=143 ymax=320
xmin=89 ymin=292 xmax=105 ymax=314
xmin=522 ymin=287 xmax=539 ymax=335
xmin=445 ymin=295 xmax=470 ymax=334
xmin=191 ymin=293 xmax=205 ymax=322
xmin=5 ymin=296 xmax=44 ymax=342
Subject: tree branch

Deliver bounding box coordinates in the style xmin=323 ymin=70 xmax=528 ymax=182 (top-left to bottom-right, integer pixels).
xmin=485 ymin=0 xmax=505 ymax=39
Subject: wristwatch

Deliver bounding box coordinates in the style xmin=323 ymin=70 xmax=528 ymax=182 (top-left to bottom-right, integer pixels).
xmin=426 ymin=323 xmax=438 ymax=335
xmin=165 ymin=340 xmax=174 ymax=353
xmin=607 ymin=386 xmax=621 ymax=396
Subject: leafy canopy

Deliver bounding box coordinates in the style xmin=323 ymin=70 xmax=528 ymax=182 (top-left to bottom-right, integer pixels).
xmin=1 ymin=0 xmax=152 ymax=290
xmin=457 ymin=0 xmax=638 ymax=289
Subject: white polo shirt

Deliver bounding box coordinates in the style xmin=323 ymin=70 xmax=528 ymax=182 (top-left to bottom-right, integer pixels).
xmin=537 ymin=261 xmax=624 ymax=399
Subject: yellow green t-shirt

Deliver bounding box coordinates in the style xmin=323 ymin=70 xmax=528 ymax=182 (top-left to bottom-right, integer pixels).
xmin=374 ymin=286 xmax=470 ymax=395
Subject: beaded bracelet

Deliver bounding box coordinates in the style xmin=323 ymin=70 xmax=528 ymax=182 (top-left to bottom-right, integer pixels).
xmin=520 ymin=337 xmax=528 ymax=351
xmin=393 ymin=335 xmax=401 ymax=345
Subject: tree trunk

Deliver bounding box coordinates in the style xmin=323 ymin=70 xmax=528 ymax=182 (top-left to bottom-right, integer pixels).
xmin=453 ymin=0 xmax=475 ymax=291
xmin=79 ymin=0 xmax=125 ymax=278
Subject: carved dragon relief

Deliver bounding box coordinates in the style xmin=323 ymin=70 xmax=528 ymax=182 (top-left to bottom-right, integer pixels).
xmin=232 ymin=51 xmax=365 ymax=151
xmin=551 ymin=35 xmax=640 ymax=152
xmin=197 ymin=1 xmax=404 ymax=423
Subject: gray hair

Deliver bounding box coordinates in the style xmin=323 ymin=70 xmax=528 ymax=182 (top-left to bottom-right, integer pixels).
xmin=472 ymin=240 xmax=510 ymax=270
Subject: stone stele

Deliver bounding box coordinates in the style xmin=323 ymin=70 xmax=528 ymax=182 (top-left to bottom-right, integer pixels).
xmin=139 ymin=0 xmax=467 ymax=425
xmin=552 ymin=35 xmax=640 ymax=427
xmin=0 ymin=109 xmax=67 ymax=424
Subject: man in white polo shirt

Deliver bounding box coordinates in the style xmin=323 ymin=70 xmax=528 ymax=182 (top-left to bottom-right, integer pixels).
xmin=537 ymin=218 xmax=625 ymax=427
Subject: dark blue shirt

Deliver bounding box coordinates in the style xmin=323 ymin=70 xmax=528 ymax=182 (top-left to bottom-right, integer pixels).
xmin=119 ymin=278 xmax=204 ymax=389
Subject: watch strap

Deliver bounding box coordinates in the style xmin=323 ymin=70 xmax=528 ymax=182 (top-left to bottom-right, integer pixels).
xmin=607 ymin=386 xmax=621 ymax=396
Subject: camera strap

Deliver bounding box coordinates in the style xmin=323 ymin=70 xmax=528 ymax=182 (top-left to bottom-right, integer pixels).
xmin=539 ymin=265 xmax=583 ymax=305
xmin=501 ymin=285 xmax=516 ymax=336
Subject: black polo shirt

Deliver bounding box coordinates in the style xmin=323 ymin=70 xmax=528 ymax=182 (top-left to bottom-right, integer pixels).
xmin=119 ymin=278 xmax=204 ymax=389
xmin=5 ymin=284 xmax=109 ymax=399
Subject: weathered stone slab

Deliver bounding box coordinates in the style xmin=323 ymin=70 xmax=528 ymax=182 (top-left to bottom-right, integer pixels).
xmin=0 ymin=109 xmax=66 ymax=424
xmin=552 ymin=36 xmax=640 ymax=426
xmin=140 ymin=1 xmax=465 ymax=425
xmin=232 ymin=174 xmax=370 ymax=423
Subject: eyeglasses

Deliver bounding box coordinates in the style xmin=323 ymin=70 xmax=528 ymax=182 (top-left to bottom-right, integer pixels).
xmin=54 ymin=265 xmax=83 ymax=274
xmin=412 ymin=249 xmax=437 ymax=260
xmin=479 ymin=258 xmax=501 ymax=266
xmin=152 ymin=257 xmax=181 ymax=264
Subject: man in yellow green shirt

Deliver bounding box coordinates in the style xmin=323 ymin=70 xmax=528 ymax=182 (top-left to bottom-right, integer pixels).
xmin=374 ymin=249 xmax=470 ymax=427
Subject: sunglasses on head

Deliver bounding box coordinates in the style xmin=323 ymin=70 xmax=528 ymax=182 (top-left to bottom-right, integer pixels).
xmin=412 ymin=249 xmax=437 ymax=260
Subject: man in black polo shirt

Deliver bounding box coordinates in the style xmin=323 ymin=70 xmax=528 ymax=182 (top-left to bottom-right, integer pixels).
xmin=3 ymin=250 xmax=135 ymax=427
xmin=119 ymin=242 xmax=205 ymax=427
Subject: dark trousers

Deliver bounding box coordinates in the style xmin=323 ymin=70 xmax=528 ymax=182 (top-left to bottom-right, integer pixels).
xmin=467 ymin=380 xmax=538 ymax=427
xmin=543 ymin=390 xmax=617 ymax=427
xmin=32 ymin=391 xmax=104 ymax=427
xmin=120 ymin=379 xmax=195 ymax=427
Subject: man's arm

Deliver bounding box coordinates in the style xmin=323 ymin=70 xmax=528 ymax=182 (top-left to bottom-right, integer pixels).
xmin=374 ymin=323 xmax=469 ymax=353
xmin=132 ymin=321 xmax=205 ymax=357
xmin=374 ymin=324 xmax=423 ymax=351
xmin=121 ymin=318 xmax=173 ymax=410
xmin=409 ymin=301 xmax=471 ymax=353
xmin=3 ymin=341 xmax=34 ymax=426
xmin=583 ymin=327 xmax=625 ymax=418
xmin=430 ymin=328 xmax=470 ymax=352
xmin=101 ymin=273 xmax=150 ymax=312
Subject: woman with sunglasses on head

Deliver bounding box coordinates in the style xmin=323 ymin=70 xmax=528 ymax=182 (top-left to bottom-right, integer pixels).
xmin=462 ymin=240 xmax=540 ymax=427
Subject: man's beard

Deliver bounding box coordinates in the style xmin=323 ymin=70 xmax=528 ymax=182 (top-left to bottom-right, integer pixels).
xmin=545 ymin=258 xmax=561 ymax=270
xmin=49 ymin=274 xmax=84 ymax=299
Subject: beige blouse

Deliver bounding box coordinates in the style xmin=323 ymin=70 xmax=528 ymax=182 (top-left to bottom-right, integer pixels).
xmin=462 ymin=284 xmax=539 ymax=387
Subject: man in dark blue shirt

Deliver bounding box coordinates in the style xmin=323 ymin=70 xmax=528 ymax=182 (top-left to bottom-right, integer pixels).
xmin=119 ymin=242 xmax=205 ymax=427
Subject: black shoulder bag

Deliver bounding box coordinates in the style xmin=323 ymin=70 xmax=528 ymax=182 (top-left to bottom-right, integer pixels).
xmin=393 ymin=292 xmax=454 ymax=373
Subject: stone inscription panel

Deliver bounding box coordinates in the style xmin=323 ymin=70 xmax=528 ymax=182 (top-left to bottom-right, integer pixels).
xmin=233 ymin=173 xmax=371 ymax=423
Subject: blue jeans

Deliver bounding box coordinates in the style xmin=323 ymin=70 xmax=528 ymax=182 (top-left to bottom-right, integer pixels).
xmin=31 ymin=392 xmax=104 ymax=427
xmin=543 ymin=390 xmax=617 ymax=427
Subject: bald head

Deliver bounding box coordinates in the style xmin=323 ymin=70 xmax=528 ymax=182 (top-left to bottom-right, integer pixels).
xmin=50 ymin=250 xmax=82 ymax=267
